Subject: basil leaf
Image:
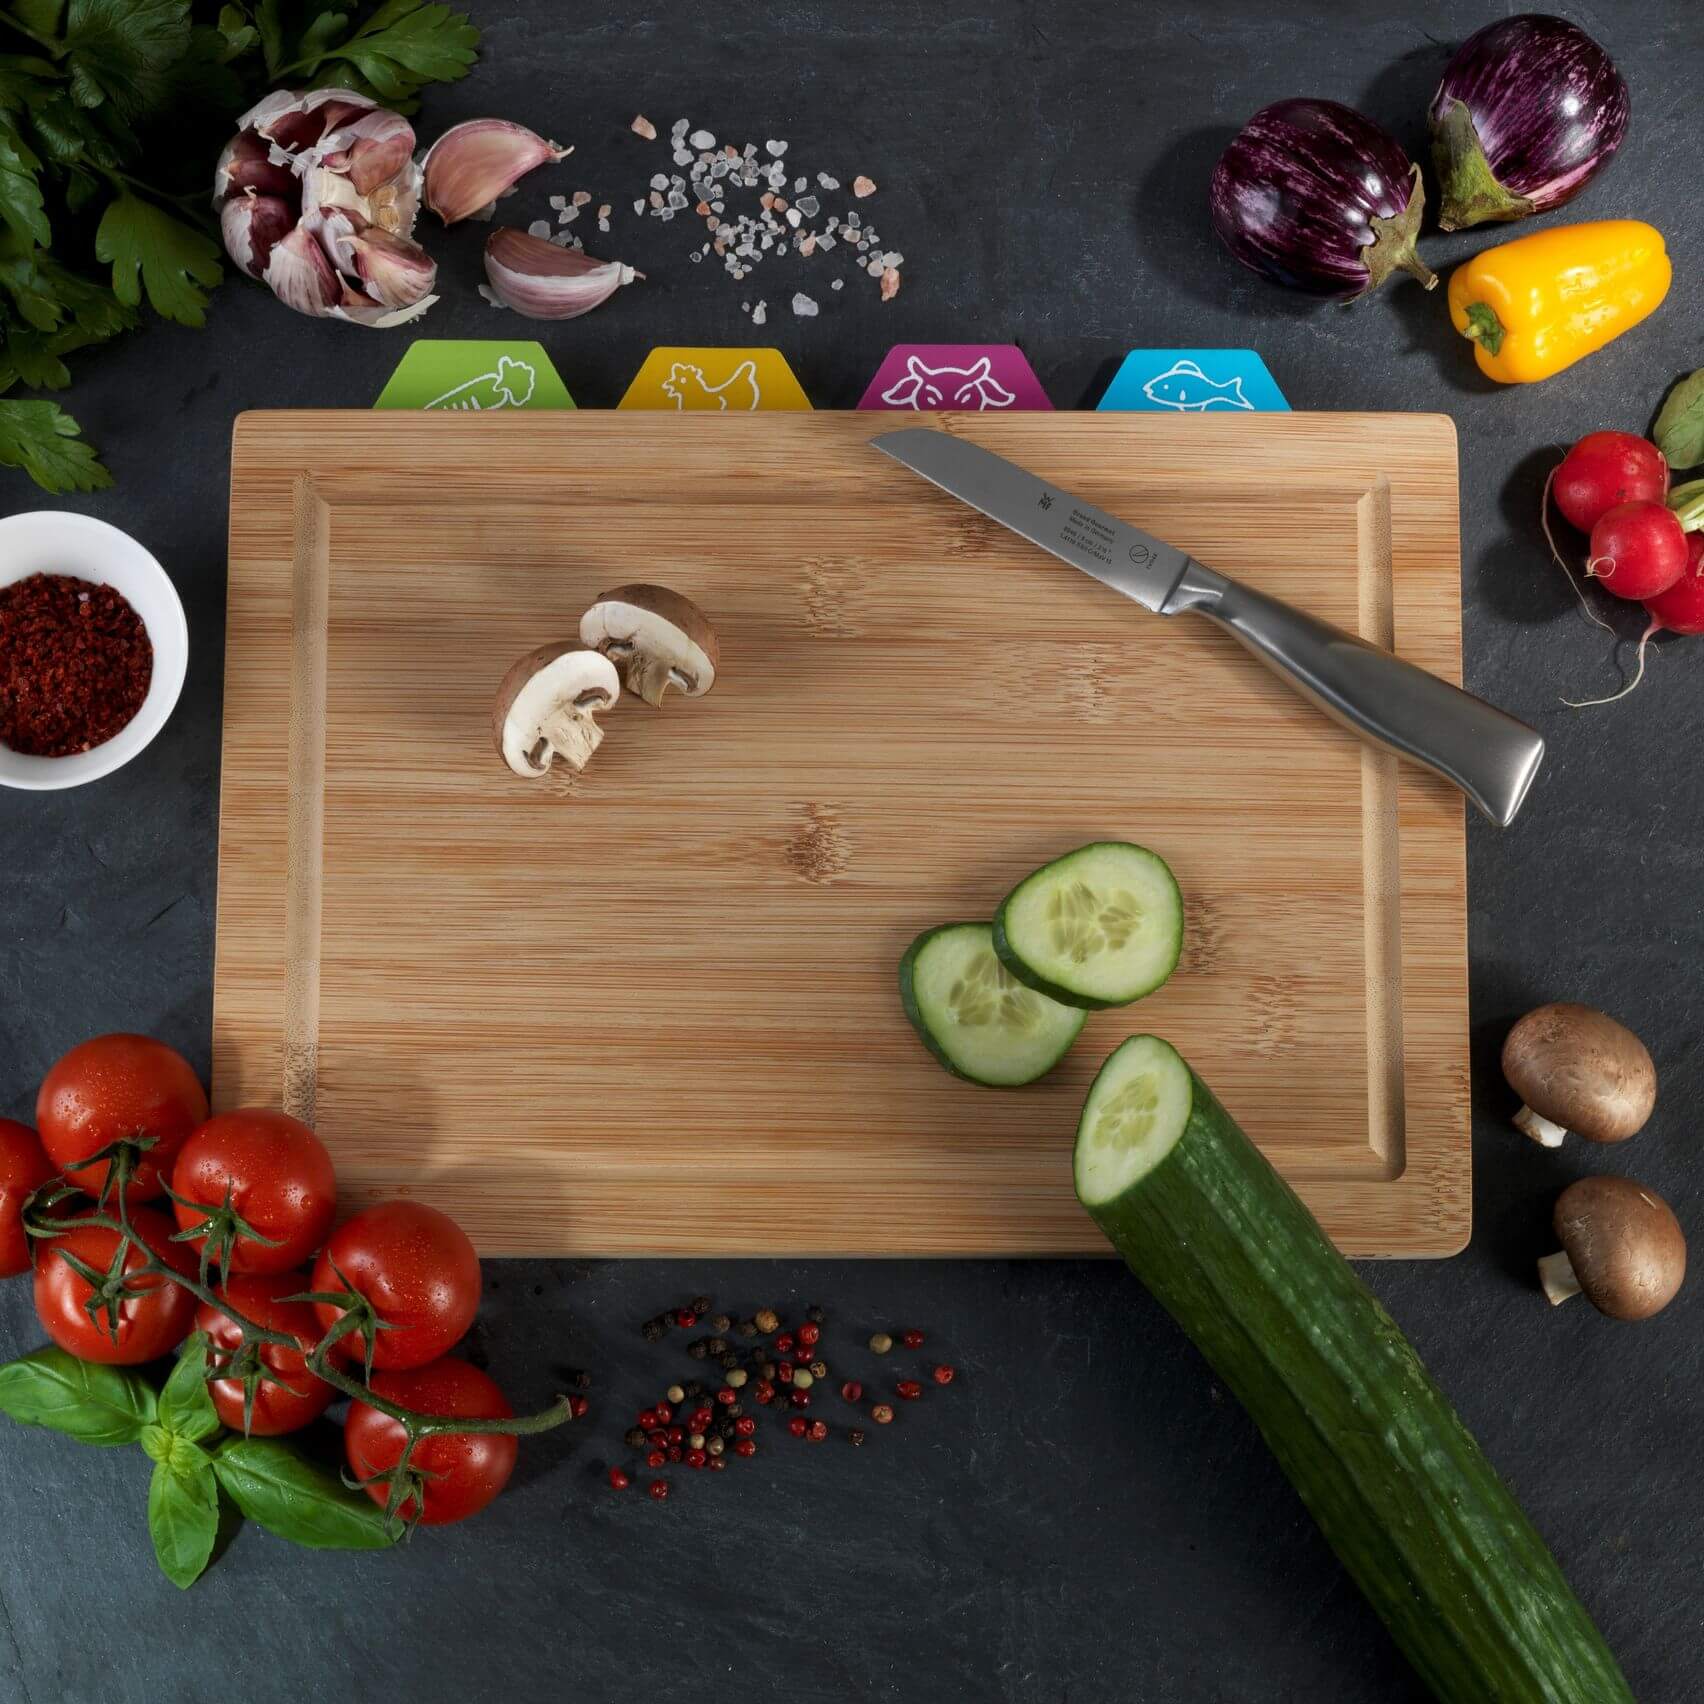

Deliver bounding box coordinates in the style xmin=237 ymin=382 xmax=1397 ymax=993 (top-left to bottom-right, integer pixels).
xmin=157 ymin=1334 xmax=221 ymax=1444
xmin=212 ymin=1436 xmax=396 ymax=1550
xmin=0 ymin=1346 xmax=155 ymax=1444
xmin=1655 ymin=370 xmax=1704 ymax=471
xmin=147 ymin=1447 xmax=218 ymax=1590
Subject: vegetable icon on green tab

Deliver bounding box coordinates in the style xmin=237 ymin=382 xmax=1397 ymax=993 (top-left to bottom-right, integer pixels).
xmin=375 ymin=341 xmax=575 ymax=411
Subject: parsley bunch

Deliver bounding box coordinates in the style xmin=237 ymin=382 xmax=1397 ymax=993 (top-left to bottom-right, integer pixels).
xmin=0 ymin=0 xmax=478 ymax=492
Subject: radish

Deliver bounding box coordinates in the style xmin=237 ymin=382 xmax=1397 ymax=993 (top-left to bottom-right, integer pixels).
xmin=1586 ymin=501 xmax=1687 ymax=600
xmin=1554 ymin=431 xmax=1669 ymax=532
xmin=1644 ymin=533 xmax=1704 ymax=634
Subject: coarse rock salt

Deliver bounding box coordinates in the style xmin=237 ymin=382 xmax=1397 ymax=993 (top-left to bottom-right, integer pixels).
xmin=753 ymin=300 xmax=768 ymax=325
xmin=690 ymin=128 xmax=716 ymax=149
xmin=881 ymin=266 xmax=901 ymax=300
xmin=631 ymin=115 xmax=657 ymax=139
xmin=765 ymin=139 xmax=788 ymax=157
xmin=817 ymin=172 xmax=839 ymax=189
xmin=528 ymin=219 xmax=552 ymax=237
xmin=831 ymin=278 xmax=844 ymax=289
xmin=573 ymin=190 xmax=592 ymax=207
xmin=673 ymin=149 xmax=692 ymax=165
xmin=598 ymin=203 xmax=611 ymax=218
xmin=853 ymin=175 xmax=877 ymax=197
xmin=792 ymin=291 xmax=818 ymax=316
xmin=633 ymin=198 xmax=646 ymax=215
xmin=548 ymin=194 xmax=566 ymax=209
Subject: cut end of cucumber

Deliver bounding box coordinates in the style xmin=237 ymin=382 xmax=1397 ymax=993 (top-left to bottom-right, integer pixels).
xmin=900 ymin=922 xmax=1086 ymax=1087
xmin=1073 ymin=1035 xmax=1194 ymax=1205
xmin=995 ymin=842 xmax=1184 ymax=1009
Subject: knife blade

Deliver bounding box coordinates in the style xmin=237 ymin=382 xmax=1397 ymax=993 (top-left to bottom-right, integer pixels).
xmin=870 ymin=426 xmax=1545 ymax=827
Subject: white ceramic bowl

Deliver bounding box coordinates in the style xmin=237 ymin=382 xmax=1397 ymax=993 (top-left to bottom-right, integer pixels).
xmin=0 ymin=511 xmax=187 ymax=791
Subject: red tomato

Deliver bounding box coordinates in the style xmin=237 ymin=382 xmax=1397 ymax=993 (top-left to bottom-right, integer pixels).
xmin=33 ymin=1206 xmax=198 ymax=1365
xmin=171 ymin=1109 xmax=337 ymax=1276
xmin=36 ymin=1034 xmax=208 ymax=1202
xmin=311 ymin=1200 xmax=480 ymax=1372
xmin=344 ymin=1356 xmax=516 ymax=1526
xmin=195 ymin=1271 xmax=334 ymax=1435
xmin=0 ymin=1119 xmax=53 ymax=1279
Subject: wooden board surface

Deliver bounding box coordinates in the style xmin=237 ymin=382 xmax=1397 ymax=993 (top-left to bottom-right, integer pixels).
xmin=216 ymin=410 xmax=1469 ymax=1257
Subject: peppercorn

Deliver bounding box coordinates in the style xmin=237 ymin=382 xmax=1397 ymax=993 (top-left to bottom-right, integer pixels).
xmin=688 ymin=1432 xmax=705 ymax=1450
xmin=717 ymin=1419 xmax=736 ymax=1439
xmin=787 ymin=1416 xmax=809 ymax=1438
xmin=709 ymin=1456 xmax=727 ymax=1473
xmin=655 ymin=1405 xmax=673 ymax=1425
xmin=716 ymin=1387 xmax=736 ymax=1406
xmin=849 ymin=1428 xmax=866 ymax=1447
xmin=624 ymin=1427 xmax=647 ymax=1449
xmin=777 ymin=1362 xmax=795 ymax=1385
xmin=710 ymin=1313 xmax=732 ymax=1334
xmin=735 ymin=1438 xmax=757 ymax=1458
xmin=932 ymin=1364 xmax=955 ymax=1386
xmin=705 ymin=1337 xmax=729 ymax=1358
xmin=755 ymin=1307 xmax=780 ymax=1333
xmin=869 ymin=1332 xmax=893 ymax=1354
xmin=687 ymin=1339 xmax=710 ymax=1361
xmin=734 ymin=1415 xmax=757 ymax=1438
xmin=900 ymin=1329 xmax=925 ymax=1350
xmin=686 ymin=1448 xmax=707 ymax=1470
xmin=666 ymin=1384 xmax=685 ymax=1403
xmin=674 ymin=1308 xmax=698 ymax=1329
xmin=689 ymin=1294 xmax=712 ymax=1315
xmin=569 ymin=1395 xmax=590 ymax=1418
xmin=646 ymin=1430 xmax=667 ymax=1449
xmin=566 ymin=1369 xmax=593 ymax=1392
xmin=805 ymin=1304 xmax=826 ymax=1325
xmin=807 ymin=1420 xmax=828 ymax=1443
xmin=753 ymin=1380 xmax=776 ymax=1403
xmin=789 ymin=1389 xmax=811 ymax=1409
xmin=608 ymin=1466 xmax=630 ymax=1489
xmin=648 ymin=1480 xmax=669 ymax=1502
xmin=720 ymin=1353 xmax=741 ymax=1371
xmin=871 ymin=1403 xmax=894 ymax=1424
xmin=792 ymin=1369 xmax=815 ymax=1391
xmin=647 ymin=1449 xmax=666 ymax=1469
xmin=774 ymin=1333 xmax=795 ymax=1356
xmin=684 ymin=1381 xmax=708 ymax=1400
xmin=666 ymin=1445 xmax=683 ymax=1463
xmin=840 ymin=1381 xmax=863 ymax=1403
xmin=756 ymin=1361 xmax=775 ymax=1380
xmin=736 ymin=1317 xmax=760 ymax=1338
xmin=641 ymin=1317 xmax=667 ymax=1343
xmin=706 ymin=1435 xmax=725 ymax=1456
xmin=797 ymin=1321 xmax=821 ymax=1349
xmin=725 ymin=1368 xmax=748 ymax=1389
xmin=726 ymin=1402 xmax=743 ymax=1418
xmin=809 ymin=1360 xmax=828 ymax=1380
xmin=896 ymin=1380 xmax=922 ymax=1401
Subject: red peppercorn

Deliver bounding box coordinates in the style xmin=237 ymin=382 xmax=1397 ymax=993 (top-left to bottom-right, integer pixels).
xmin=797 ymin=1321 xmax=821 ymax=1348
xmin=734 ymin=1415 xmax=756 ymax=1437
xmin=649 ymin=1479 xmax=669 ymax=1501
xmin=637 ymin=1408 xmax=657 ymax=1428
xmin=569 ymin=1395 xmax=590 ymax=1418
xmin=840 ymin=1380 xmax=863 ymax=1403
xmin=654 ymin=1404 xmax=673 ymax=1425
xmin=871 ymin=1403 xmax=894 ymax=1424
xmin=807 ymin=1420 xmax=828 ymax=1442
xmin=775 ymin=1334 xmax=795 ymax=1355
xmin=716 ymin=1387 xmax=736 ymax=1406
xmin=901 ymin=1329 xmax=925 ymax=1349
xmin=789 ymin=1389 xmax=811 ymax=1409
xmin=932 ymin=1364 xmax=955 ymax=1386
xmin=608 ymin=1467 xmax=630 ymax=1490
xmin=787 ymin=1416 xmax=809 ymax=1437
xmin=709 ymin=1456 xmax=727 ymax=1472
xmin=686 ymin=1448 xmax=707 ymax=1469
xmin=734 ymin=1438 xmax=757 ymax=1458
xmin=777 ymin=1362 xmax=795 ymax=1384
xmin=674 ymin=1309 xmax=697 ymax=1328
xmin=897 ymin=1380 xmax=923 ymax=1401
xmin=666 ymin=1426 xmax=684 ymax=1444
xmin=753 ymin=1381 xmax=775 ymax=1404
xmin=646 ymin=1450 xmax=666 ymax=1469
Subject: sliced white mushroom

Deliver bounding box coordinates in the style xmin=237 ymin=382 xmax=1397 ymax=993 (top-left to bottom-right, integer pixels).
xmin=493 ymin=645 xmax=620 ymax=778
xmin=579 ymin=583 xmax=719 ymax=708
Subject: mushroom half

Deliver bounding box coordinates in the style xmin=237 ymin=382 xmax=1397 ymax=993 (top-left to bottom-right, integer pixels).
xmin=580 ymin=583 xmax=719 ymax=708
xmin=1500 ymin=1002 xmax=1656 ymax=1148
xmin=1539 ymin=1175 xmax=1686 ymax=1320
xmin=493 ymin=644 xmax=620 ymax=778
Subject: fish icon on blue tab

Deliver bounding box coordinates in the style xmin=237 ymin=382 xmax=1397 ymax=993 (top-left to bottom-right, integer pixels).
xmin=1097 ymin=349 xmax=1289 ymax=414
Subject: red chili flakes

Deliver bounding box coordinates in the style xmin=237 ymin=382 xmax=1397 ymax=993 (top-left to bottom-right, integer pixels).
xmin=0 ymin=573 xmax=151 ymax=757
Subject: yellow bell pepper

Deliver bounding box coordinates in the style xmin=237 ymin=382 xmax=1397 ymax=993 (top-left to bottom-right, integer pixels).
xmin=1448 ymin=220 xmax=1670 ymax=385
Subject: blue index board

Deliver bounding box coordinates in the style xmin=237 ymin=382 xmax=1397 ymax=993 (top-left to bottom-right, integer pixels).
xmin=1096 ymin=349 xmax=1289 ymax=413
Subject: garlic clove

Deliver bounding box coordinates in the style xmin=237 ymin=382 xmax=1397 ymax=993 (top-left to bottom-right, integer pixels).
xmin=483 ymin=227 xmax=636 ymax=320
xmin=346 ymin=224 xmax=438 ymax=310
xmin=309 ymin=108 xmax=418 ymax=198
xmin=302 ymin=155 xmax=423 ymax=243
xmin=262 ymin=225 xmax=342 ymax=317
xmin=423 ymin=119 xmax=571 ymax=226
xmin=213 ymin=132 xmax=297 ymax=208
xmin=239 ymin=87 xmax=379 ymax=154
xmin=221 ymin=192 xmax=295 ymax=280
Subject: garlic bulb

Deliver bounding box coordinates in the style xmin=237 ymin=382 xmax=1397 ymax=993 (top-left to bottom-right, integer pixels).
xmin=483 ymin=228 xmax=637 ymax=319
xmin=214 ymin=88 xmax=437 ymax=327
xmin=422 ymin=118 xmax=572 ymax=226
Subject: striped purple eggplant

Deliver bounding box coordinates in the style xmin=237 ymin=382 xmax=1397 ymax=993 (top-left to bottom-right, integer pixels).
xmin=1429 ymin=15 xmax=1628 ymax=231
xmin=1208 ymin=99 xmax=1436 ymax=302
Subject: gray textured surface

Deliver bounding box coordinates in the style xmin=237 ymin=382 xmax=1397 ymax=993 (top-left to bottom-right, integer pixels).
xmin=1 ymin=3 xmax=1698 ymax=1699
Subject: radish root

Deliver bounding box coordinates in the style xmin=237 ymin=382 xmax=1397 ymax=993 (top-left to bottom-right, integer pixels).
xmin=1562 ymin=618 xmax=1659 ymax=708
xmin=1542 ymin=467 xmax=1615 ymax=633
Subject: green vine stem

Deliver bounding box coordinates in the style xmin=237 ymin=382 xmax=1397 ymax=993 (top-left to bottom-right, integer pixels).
xmin=24 ymin=1194 xmax=574 ymax=1445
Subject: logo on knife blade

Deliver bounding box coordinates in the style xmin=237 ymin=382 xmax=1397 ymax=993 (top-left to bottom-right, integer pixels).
xmin=1129 ymin=542 xmax=1156 ymax=568
xmin=1037 ymin=492 xmax=1053 ymax=510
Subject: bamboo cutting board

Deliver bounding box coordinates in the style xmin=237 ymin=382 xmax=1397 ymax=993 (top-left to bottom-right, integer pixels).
xmin=216 ymin=411 xmax=1469 ymax=1257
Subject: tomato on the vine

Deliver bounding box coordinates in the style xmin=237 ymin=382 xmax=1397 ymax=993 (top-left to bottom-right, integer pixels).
xmin=33 ymin=1206 xmax=198 ymax=1365
xmin=344 ymin=1356 xmax=516 ymax=1526
xmin=36 ymin=1034 xmax=208 ymax=1202
xmin=310 ymin=1200 xmax=480 ymax=1372
xmin=171 ymin=1109 xmax=337 ymax=1276
xmin=0 ymin=1119 xmax=53 ymax=1279
xmin=196 ymin=1271 xmax=334 ymax=1435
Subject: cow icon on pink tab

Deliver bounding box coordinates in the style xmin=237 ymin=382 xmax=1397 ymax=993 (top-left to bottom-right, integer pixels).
xmin=858 ymin=344 xmax=1052 ymax=411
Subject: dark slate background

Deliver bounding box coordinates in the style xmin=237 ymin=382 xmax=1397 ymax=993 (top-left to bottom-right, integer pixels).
xmin=1 ymin=3 xmax=1698 ymax=1699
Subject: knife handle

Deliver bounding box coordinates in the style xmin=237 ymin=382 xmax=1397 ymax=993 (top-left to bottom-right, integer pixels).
xmin=1166 ymin=562 xmax=1544 ymax=827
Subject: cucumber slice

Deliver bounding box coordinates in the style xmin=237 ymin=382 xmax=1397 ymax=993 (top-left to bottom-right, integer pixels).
xmin=899 ymin=922 xmax=1086 ymax=1087
xmin=993 ymin=841 xmax=1184 ymax=1009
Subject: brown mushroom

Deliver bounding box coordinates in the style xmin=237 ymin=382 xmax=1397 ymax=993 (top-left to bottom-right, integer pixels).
xmin=492 ymin=644 xmax=620 ymax=779
xmin=1500 ymin=1002 xmax=1655 ymax=1148
xmin=579 ymin=583 xmax=718 ymax=708
xmin=1538 ymin=1175 xmax=1685 ymax=1319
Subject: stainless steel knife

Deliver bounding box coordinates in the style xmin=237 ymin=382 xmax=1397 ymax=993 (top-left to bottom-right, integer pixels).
xmin=871 ymin=427 xmax=1544 ymax=828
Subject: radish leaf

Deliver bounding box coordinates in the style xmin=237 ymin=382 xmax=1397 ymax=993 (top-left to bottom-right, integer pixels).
xmin=1655 ymin=370 xmax=1704 ymax=470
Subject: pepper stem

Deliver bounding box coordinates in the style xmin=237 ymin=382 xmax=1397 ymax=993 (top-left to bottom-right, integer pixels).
xmin=1460 ymin=303 xmax=1505 ymax=357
